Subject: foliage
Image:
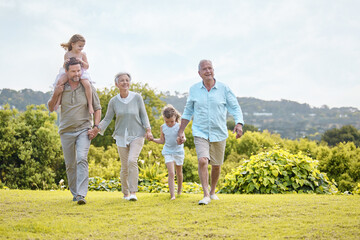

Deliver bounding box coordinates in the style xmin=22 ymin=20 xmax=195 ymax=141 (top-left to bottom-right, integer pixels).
xmin=88 ymin=177 xmax=121 ymax=192
xmin=131 ymin=82 xmax=165 ymax=139
xmin=0 ymin=104 xmax=64 ymax=189
xmin=91 ymin=87 xmax=118 ymax=148
xmin=234 ymin=130 xmax=283 ymax=157
xmin=88 ymin=174 xmax=202 ymax=194
xmin=138 ymin=162 xmax=168 ymax=193
xmin=88 ymin=144 xmax=121 ymax=179
xmin=183 ymin=121 xmax=195 ymax=149
xmin=318 ymin=142 xmax=360 ymax=192
xmin=321 ymin=125 xmax=360 ymax=147
xmin=221 ymin=151 xmax=246 ymax=181
xmin=219 ymin=148 xmax=338 ymax=194
xmin=182 ymin=147 xmax=200 ymax=183
xmin=353 ymin=183 xmax=360 ymax=195
xmin=139 ymin=140 xmax=163 ymax=166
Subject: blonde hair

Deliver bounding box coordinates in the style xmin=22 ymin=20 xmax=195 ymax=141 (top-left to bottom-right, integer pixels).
xmin=60 ymin=34 xmax=86 ymax=51
xmin=162 ymin=104 xmax=181 ymax=123
xmin=114 ymin=72 xmax=132 ymax=84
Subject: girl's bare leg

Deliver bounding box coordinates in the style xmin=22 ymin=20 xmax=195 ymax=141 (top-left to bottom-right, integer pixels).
xmin=80 ymin=79 xmax=94 ymax=114
xmin=166 ymin=162 xmax=176 ymax=200
xmin=175 ymin=165 xmax=183 ymax=195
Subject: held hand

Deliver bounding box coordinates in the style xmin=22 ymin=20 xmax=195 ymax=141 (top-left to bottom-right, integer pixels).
xmin=177 ymin=132 xmax=186 ymax=144
xmin=87 ymin=128 xmax=98 ymax=140
xmin=145 ymin=131 xmax=154 ymax=141
xmin=233 ymin=123 xmax=243 ymax=139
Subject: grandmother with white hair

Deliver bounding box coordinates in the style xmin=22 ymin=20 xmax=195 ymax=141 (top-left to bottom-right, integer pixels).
xmin=88 ymin=72 xmax=153 ymax=201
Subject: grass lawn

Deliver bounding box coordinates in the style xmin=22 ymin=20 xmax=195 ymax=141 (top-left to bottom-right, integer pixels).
xmin=0 ymin=190 xmax=359 ymax=239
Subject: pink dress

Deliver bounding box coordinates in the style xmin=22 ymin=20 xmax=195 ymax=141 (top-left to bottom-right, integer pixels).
xmin=53 ymin=54 xmax=94 ymax=87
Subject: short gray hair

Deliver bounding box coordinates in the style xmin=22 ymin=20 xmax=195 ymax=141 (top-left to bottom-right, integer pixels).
xmin=198 ymin=59 xmax=213 ymax=71
xmin=114 ymin=72 xmax=132 ymax=84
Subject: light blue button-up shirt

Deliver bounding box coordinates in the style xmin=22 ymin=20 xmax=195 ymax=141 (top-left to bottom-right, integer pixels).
xmin=182 ymin=80 xmax=244 ymax=142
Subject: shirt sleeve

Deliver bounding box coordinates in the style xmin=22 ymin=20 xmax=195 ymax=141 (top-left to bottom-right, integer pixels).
xmin=98 ymin=97 xmax=115 ymax=135
xmin=138 ymin=94 xmax=151 ymax=129
xmin=181 ymin=88 xmax=195 ymax=121
xmin=226 ymin=87 xmax=244 ymax=125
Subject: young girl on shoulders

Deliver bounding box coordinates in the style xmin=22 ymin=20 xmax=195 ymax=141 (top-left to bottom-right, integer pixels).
xmin=54 ymin=34 xmax=94 ymax=114
xmin=151 ymin=104 xmax=185 ymax=200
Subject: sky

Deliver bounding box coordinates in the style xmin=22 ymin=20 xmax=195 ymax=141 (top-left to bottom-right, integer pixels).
xmin=1 ymin=0 xmax=359 ymax=109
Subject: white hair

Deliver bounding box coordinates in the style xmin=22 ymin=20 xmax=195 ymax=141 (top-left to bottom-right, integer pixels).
xmin=198 ymin=59 xmax=213 ymax=71
xmin=114 ymin=72 xmax=132 ymax=84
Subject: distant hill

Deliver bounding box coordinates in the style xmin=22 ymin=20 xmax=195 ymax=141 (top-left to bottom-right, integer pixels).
xmin=0 ymin=88 xmax=52 ymax=111
xmin=1 ymin=88 xmax=359 ymax=140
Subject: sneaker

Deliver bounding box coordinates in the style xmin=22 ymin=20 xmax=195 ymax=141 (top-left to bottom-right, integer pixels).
xmin=210 ymin=194 xmax=220 ymax=200
xmin=76 ymin=196 xmax=86 ymax=205
xmin=123 ymin=196 xmax=130 ymax=200
xmin=198 ymin=196 xmax=211 ymax=205
xmin=129 ymin=195 xmax=137 ymax=201
xmin=72 ymin=196 xmax=77 ymax=202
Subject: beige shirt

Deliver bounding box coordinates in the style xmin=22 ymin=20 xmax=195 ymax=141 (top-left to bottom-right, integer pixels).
xmin=56 ymin=83 xmax=101 ymax=134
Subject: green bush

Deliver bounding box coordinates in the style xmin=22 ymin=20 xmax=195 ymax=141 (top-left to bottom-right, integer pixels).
xmin=0 ymin=104 xmax=64 ymax=189
xmin=88 ymin=176 xmax=122 ymax=192
xmin=182 ymin=147 xmax=200 ymax=183
xmin=219 ymin=148 xmax=338 ymax=194
xmin=318 ymin=142 xmax=360 ymax=192
xmin=88 ymin=144 xmax=121 ymax=179
xmin=353 ymin=183 xmax=360 ymax=195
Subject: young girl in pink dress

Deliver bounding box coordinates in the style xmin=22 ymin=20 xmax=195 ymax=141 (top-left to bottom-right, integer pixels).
xmin=54 ymin=34 xmax=94 ymax=114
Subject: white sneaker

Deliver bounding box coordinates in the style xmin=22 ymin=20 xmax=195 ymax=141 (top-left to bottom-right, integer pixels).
xmin=198 ymin=196 xmax=211 ymax=205
xmin=210 ymin=194 xmax=219 ymax=200
xmin=129 ymin=195 xmax=137 ymax=201
xmin=123 ymin=196 xmax=130 ymax=200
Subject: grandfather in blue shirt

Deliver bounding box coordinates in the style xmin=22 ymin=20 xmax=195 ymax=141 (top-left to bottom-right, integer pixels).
xmin=177 ymin=59 xmax=244 ymax=205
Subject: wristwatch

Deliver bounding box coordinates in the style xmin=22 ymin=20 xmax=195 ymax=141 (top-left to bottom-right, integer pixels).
xmin=93 ymin=125 xmax=100 ymax=132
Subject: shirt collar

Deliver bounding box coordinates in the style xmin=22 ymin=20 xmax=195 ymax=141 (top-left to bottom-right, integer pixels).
xmin=65 ymin=81 xmax=82 ymax=90
xmin=201 ymin=78 xmax=217 ymax=89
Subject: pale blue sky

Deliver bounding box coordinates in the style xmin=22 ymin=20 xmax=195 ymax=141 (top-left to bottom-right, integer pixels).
xmin=1 ymin=0 xmax=359 ymax=108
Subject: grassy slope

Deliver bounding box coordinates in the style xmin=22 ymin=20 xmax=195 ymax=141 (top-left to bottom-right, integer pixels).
xmin=0 ymin=190 xmax=359 ymax=239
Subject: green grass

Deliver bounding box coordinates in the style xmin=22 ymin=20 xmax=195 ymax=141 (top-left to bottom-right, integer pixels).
xmin=0 ymin=190 xmax=359 ymax=239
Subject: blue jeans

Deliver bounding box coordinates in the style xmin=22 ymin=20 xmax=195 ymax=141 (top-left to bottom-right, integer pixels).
xmin=60 ymin=129 xmax=90 ymax=198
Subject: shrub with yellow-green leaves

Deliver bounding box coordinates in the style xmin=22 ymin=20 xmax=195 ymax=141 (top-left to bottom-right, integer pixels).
xmin=219 ymin=148 xmax=338 ymax=194
xmin=353 ymin=183 xmax=360 ymax=195
xmin=88 ymin=162 xmax=203 ymax=194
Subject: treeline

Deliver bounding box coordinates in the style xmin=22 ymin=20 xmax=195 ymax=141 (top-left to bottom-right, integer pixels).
xmin=1 ymin=84 xmax=360 ymax=194
xmin=1 ymin=88 xmax=360 ymax=139
xmin=0 ymin=88 xmax=52 ymax=111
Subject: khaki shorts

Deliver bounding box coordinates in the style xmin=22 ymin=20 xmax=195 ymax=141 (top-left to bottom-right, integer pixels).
xmin=194 ymin=137 xmax=226 ymax=166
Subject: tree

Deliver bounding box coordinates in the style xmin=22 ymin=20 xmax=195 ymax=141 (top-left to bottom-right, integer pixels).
xmin=321 ymin=125 xmax=360 ymax=147
xmin=0 ymin=104 xmax=64 ymax=189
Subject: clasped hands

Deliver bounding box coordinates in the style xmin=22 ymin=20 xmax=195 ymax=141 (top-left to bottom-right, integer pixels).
xmin=176 ymin=132 xmax=186 ymax=145
xmin=87 ymin=127 xmax=99 ymax=140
